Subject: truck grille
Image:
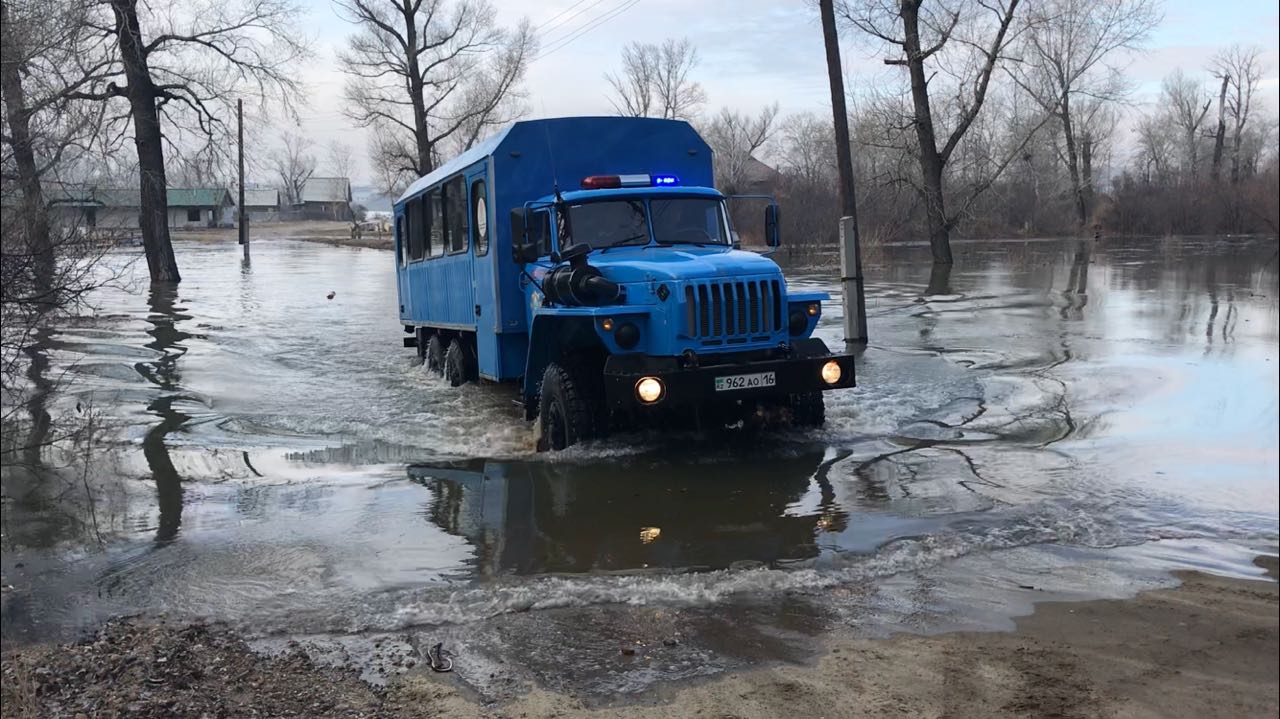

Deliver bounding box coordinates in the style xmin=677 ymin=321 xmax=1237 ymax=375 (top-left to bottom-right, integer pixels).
xmin=684 ymin=279 xmax=784 ymax=345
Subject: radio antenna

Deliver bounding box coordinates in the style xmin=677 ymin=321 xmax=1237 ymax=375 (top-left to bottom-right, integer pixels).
xmin=543 ymin=122 xmax=573 ymax=248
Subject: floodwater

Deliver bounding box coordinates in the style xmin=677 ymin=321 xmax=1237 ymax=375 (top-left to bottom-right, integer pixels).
xmin=2 ymin=235 xmax=1277 ymax=698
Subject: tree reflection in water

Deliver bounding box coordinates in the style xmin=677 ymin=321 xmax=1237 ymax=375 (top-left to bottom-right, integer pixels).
xmin=134 ymin=284 xmax=193 ymax=543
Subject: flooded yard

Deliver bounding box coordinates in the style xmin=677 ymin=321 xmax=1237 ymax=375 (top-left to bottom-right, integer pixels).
xmin=2 ymin=235 xmax=1277 ymax=699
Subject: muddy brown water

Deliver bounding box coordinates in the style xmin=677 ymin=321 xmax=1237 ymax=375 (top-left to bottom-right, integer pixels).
xmin=1 ymin=235 xmax=1277 ymax=698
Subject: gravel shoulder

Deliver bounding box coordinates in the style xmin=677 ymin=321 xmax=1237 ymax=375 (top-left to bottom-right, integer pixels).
xmin=3 ymin=557 xmax=1276 ymax=719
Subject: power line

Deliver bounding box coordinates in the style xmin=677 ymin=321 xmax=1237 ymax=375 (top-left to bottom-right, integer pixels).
xmin=538 ymin=0 xmax=612 ymax=44
xmin=534 ymin=0 xmax=639 ymax=63
xmin=535 ymin=0 xmax=593 ymax=32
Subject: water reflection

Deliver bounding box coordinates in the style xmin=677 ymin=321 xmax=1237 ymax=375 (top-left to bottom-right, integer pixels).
xmin=135 ymin=285 xmax=194 ymax=543
xmin=409 ymin=453 xmax=842 ymax=574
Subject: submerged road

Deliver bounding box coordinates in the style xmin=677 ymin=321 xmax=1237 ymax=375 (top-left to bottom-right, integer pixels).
xmin=2 ymin=235 xmax=1277 ymax=698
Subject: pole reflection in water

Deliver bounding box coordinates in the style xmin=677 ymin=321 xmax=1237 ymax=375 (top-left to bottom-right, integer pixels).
xmin=134 ymin=284 xmax=194 ymax=543
xmin=409 ymin=453 xmax=845 ymax=575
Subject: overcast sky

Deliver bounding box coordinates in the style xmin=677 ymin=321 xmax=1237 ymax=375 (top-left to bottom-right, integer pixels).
xmin=288 ymin=0 xmax=1280 ymax=185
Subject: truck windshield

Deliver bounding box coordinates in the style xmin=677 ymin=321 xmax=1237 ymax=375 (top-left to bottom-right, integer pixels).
xmin=650 ymin=198 xmax=727 ymax=245
xmin=567 ymin=200 xmax=648 ymax=249
xmin=566 ymin=197 xmax=728 ymax=250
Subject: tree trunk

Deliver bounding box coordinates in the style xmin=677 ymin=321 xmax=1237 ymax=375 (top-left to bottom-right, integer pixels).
xmin=1058 ymin=93 xmax=1088 ymax=230
xmin=401 ymin=0 xmax=433 ymax=176
xmin=109 ymin=0 xmax=181 ymax=283
xmin=1229 ymin=116 xmax=1243 ymax=184
xmin=1210 ymin=74 xmax=1228 ymax=181
xmin=1080 ymin=131 xmax=1094 ymax=225
xmin=899 ymin=0 xmax=952 ymax=264
xmin=0 ymin=3 xmax=54 ymax=293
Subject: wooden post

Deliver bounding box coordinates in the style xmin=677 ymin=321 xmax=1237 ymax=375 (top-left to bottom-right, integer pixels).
xmin=237 ymin=98 xmax=248 ymax=261
xmin=819 ymin=0 xmax=867 ymax=345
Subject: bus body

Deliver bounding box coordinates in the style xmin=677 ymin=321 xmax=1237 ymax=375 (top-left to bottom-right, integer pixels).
xmin=393 ymin=116 xmax=855 ymax=450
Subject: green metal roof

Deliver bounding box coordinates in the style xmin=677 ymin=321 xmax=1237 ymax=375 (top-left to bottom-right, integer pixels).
xmin=4 ymin=185 xmax=235 ymax=208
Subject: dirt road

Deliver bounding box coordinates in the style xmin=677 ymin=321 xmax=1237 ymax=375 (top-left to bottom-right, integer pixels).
xmin=4 ymin=557 xmax=1275 ymax=719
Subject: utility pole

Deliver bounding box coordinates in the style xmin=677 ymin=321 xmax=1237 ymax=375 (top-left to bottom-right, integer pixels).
xmin=819 ymin=0 xmax=867 ymax=345
xmin=237 ymin=98 xmax=249 ymax=262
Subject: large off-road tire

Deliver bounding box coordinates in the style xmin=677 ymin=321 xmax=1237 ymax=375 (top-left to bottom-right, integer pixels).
xmin=424 ymin=334 xmax=445 ymax=376
xmin=537 ymin=362 xmax=599 ymax=451
xmin=789 ymin=391 xmax=825 ymax=428
xmin=415 ymin=327 xmax=429 ymax=363
xmin=444 ymin=337 xmax=476 ymax=387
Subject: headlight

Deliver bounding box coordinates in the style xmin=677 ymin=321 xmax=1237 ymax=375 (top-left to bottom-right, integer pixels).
xmin=806 ymin=303 xmax=820 ymax=316
xmin=635 ymin=376 xmax=665 ymax=404
xmin=821 ymin=360 xmax=842 ymax=385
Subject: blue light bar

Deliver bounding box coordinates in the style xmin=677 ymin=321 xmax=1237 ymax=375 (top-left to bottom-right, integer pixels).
xmin=651 ymin=174 xmax=679 ymax=186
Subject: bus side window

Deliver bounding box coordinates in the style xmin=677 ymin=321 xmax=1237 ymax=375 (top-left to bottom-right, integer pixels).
xmin=428 ymin=188 xmax=444 ymax=257
xmin=407 ymin=197 xmax=424 ymax=261
xmin=445 ymin=175 xmax=467 ymax=254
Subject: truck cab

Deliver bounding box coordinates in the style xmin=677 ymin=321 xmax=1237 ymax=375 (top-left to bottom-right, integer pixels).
xmin=393 ymin=117 xmax=855 ymax=450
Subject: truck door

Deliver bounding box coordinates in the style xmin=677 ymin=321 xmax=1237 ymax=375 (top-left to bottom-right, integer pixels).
xmin=469 ymin=172 xmax=500 ymax=379
xmin=394 ymin=214 xmax=411 ymax=320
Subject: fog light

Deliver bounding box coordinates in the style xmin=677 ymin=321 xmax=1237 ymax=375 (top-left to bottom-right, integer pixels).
xmin=636 ymin=376 xmax=665 ymax=404
xmin=807 ymin=303 xmax=819 ymax=316
xmin=821 ymin=360 xmax=842 ymax=385
xmin=601 ymin=317 xmax=614 ymax=331
xmin=615 ymin=322 xmax=640 ymax=349
xmin=789 ymin=310 xmax=807 ymax=336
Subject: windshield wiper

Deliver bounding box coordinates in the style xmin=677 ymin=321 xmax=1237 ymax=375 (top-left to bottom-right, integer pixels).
xmin=656 ymin=239 xmax=711 ymax=247
xmin=597 ymin=233 xmax=649 ymax=252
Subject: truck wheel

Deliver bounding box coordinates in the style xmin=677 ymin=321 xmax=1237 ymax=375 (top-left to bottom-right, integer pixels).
xmin=789 ymin=392 xmax=825 ymax=427
xmin=444 ymin=337 xmax=476 ymax=387
xmin=537 ymin=362 xmax=597 ymax=451
xmin=425 ymin=334 xmax=445 ymax=376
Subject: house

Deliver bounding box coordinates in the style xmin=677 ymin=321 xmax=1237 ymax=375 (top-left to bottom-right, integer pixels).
xmin=8 ymin=185 xmax=236 ymax=232
xmin=242 ymin=188 xmax=279 ymax=222
xmin=299 ymin=177 xmax=352 ymax=220
xmin=740 ymin=156 xmax=782 ymax=193
xmin=166 ymin=188 xmax=236 ymax=228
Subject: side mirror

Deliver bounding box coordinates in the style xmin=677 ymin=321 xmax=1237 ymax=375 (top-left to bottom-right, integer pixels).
xmin=764 ymin=204 xmax=781 ymax=248
xmin=510 ymin=209 xmax=537 ymax=264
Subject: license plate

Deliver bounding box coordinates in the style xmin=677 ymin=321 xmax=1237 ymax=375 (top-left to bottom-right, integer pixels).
xmin=714 ymin=371 xmax=776 ymax=392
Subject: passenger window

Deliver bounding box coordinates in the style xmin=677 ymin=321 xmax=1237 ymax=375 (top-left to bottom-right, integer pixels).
xmin=428 ymin=188 xmax=444 ymax=257
xmin=471 ymin=179 xmax=488 ymax=256
xmin=445 ymin=176 xmax=467 ymax=253
xmin=407 ymin=197 xmax=424 ymax=261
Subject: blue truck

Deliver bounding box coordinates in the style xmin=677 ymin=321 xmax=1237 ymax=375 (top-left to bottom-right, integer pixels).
xmin=393 ymin=116 xmax=855 ymax=450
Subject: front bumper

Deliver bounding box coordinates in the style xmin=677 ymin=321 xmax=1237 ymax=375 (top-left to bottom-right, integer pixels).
xmin=602 ymin=340 xmax=856 ymax=409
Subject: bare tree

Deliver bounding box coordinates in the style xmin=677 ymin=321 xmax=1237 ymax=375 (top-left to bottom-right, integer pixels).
xmin=1161 ymin=69 xmax=1211 ymax=182
xmin=327 ymin=140 xmax=356 ymax=180
xmin=605 ymin=38 xmax=705 ymax=121
xmin=840 ymin=0 xmax=1024 ymax=263
xmin=701 ymin=104 xmax=779 ymax=194
xmin=605 ymin=42 xmax=657 ymax=118
xmin=1 ymin=0 xmax=113 ymax=278
xmin=779 ymin=112 xmax=836 ymax=185
xmin=1208 ymin=71 xmax=1229 ymax=181
xmin=337 ymin=0 xmax=536 ymax=195
xmin=66 ymin=0 xmax=308 ymax=283
xmin=1012 ymin=0 xmax=1158 ymax=227
xmin=272 ymin=131 xmax=316 ymax=206
xmin=1211 ymin=45 xmax=1263 ymax=184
